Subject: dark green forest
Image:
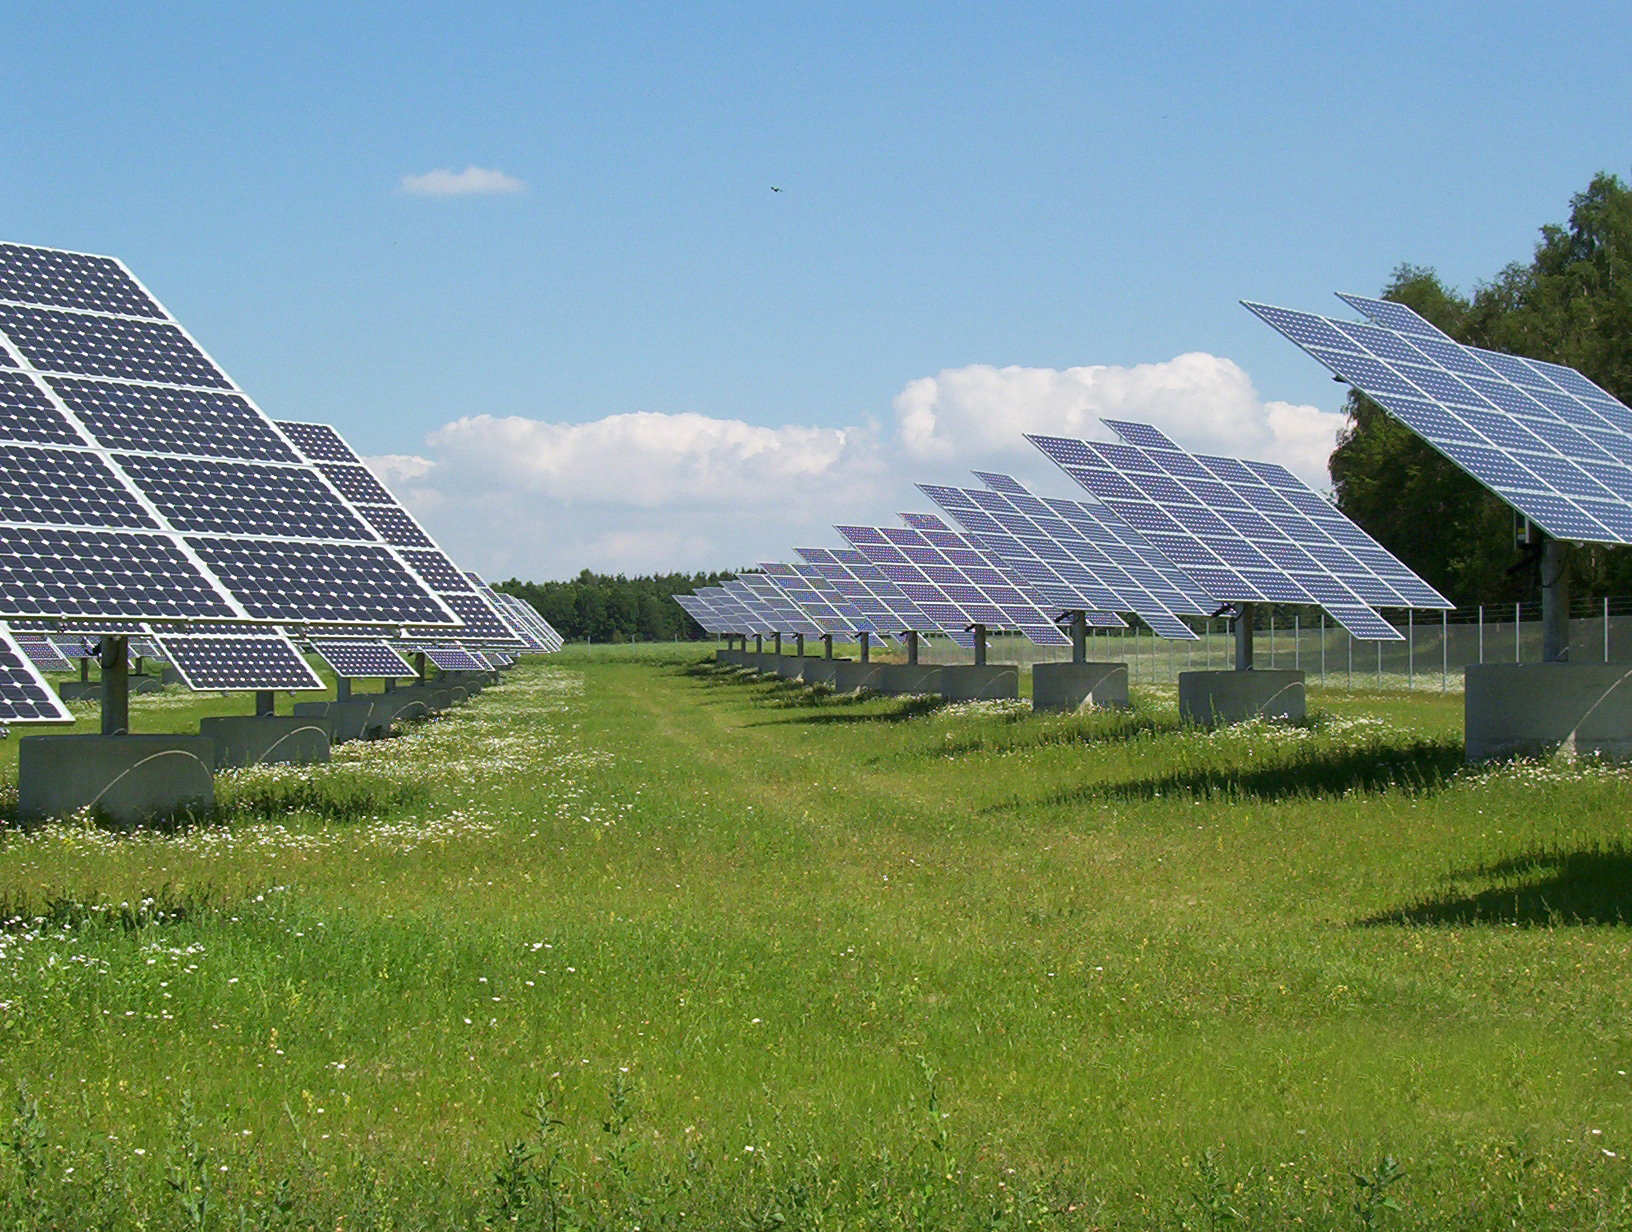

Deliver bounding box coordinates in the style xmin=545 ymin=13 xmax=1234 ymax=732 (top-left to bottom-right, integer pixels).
xmin=1331 ymin=169 xmax=1632 ymax=605
xmin=495 ymin=570 xmax=734 ymax=642
xmin=504 ymin=169 xmax=1632 ymax=640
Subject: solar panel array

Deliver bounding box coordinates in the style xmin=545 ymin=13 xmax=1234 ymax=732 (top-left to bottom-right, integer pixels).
xmin=1246 ymin=295 xmax=1632 ymax=545
xmin=835 ymin=517 xmax=1072 ymax=646
xmin=728 ymin=574 xmax=827 ymax=638
xmin=274 ymin=420 xmax=519 ymax=646
xmin=490 ymin=591 xmax=564 ymax=651
xmin=1029 ymin=421 xmax=1450 ymax=639
xmin=755 ymin=562 xmax=886 ymax=640
xmin=0 ymin=243 xmax=457 ymax=634
xmin=13 ymin=633 xmax=72 ymax=673
xmin=919 ymin=474 xmax=1206 ymax=639
xmin=418 ymin=645 xmax=487 ymax=673
xmin=155 ymin=632 xmax=325 ymax=692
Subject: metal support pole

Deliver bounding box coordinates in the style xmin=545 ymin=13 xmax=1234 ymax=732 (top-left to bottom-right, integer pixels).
xmin=1607 ymin=597 xmax=1612 ymax=663
xmin=1377 ymin=639 xmax=1382 ymax=687
xmin=1408 ymin=609 xmax=1414 ymax=690
xmin=100 ymin=635 xmax=129 ymax=737
xmin=972 ymin=624 xmax=988 ymax=667
xmin=1319 ymin=613 xmax=1326 ymax=685
xmin=823 ymin=634 xmax=834 ymax=660
xmin=79 ymin=656 xmax=90 ymax=684
xmin=772 ymin=632 xmax=782 ymax=657
xmin=1478 ymin=605 xmax=1484 ymax=664
xmin=859 ymin=633 xmax=870 ymax=663
xmin=1294 ymin=614 xmax=1301 ymax=670
xmin=795 ymin=633 xmax=804 ymax=659
xmin=1234 ymin=603 xmax=1255 ymax=671
xmin=905 ymin=631 xmax=919 ymax=665
xmin=415 ymin=651 xmax=428 ymax=683
xmin=754 ymin=634 xmax=763 ymax=655
xmin=255 ymin=690 xmax=276 ymax=717
xmin=383 ymin=676 xmax=396 ymax=692
xmin=336 ymin=676 xmax=353 ymax=702
xmin=1514 ymin=602 xmax=1521 ymax=663
xmin=1541 ymin=535 xmax=1571 ymax=662
xmin=1347 ymin=632 xmax=1352 ymax=689
xmin=1441 ymin=609 xmax=1448 ymax=692
xmin=1070 ymin=612 xmax=1087 ymax=665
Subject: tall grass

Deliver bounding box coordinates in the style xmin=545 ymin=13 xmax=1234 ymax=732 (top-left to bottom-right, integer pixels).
xmin=2 ymin=651 xmax=1631 ymax=1227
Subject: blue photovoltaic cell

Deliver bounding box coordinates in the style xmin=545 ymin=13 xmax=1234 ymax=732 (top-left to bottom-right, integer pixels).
xmin=1248 ymin=294 xmax=1632 ymax=547
xmin=13 ymin=634 xmax=71 ymax=673
xmin=359 ymin=504 xmax=435 ymax=548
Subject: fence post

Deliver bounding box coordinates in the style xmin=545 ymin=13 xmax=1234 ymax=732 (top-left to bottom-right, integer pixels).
xmin=1347 ymin=631 xmax=1353 ymax=689
xmin=1478 ymin=604 xmax=1484 ymax=664
xmin=1407 ymin=609 xmax=1414 ymax=691
xmin=1294 ymin=614 xmax=1301 ymax=670
xmin=1441 ymin=609 xmax=1448 ymax=692
xmin=1515 ymin=602 xmax=1521 ymax=663
xmin=1377 ymin=637 xmax=1383 ymax=688
xmin=1320 ymin=612 xmax=1326 ymax=686
xmin=1607 ymin=596 xmax=1612 ymax=663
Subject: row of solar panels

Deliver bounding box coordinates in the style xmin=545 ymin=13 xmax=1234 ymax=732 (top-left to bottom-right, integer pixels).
xmin=677 ymin=420 xmax=1453 ymax=647
xmin=0 ymin=241 xmax=564 ymax=725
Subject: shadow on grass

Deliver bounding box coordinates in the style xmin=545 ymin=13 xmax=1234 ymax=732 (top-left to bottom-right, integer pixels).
xmin=1009 ymin=734 xmax=1466 ymax=808
xmin=932 ymin=710 xmax=1188 ymax=756
xmin=1359 ymin=846 xmax=1632 ymax=927
xmin=752 ymin=693 xmax=950 ymax=726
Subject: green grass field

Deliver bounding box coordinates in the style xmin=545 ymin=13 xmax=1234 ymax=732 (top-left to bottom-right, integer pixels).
xmin=3 ymin=649 xmax=1631 ymax=1229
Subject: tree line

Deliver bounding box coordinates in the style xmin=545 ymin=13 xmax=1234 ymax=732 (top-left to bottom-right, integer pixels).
xmin=1331 ymin=169 xmax=1632 ymax=606
xmin=495 ymin=570 xmax=735 ymax=642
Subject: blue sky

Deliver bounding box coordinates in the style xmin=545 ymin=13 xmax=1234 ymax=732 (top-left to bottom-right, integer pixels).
xmin=6 ymin=2 xmax=1631 ymax=578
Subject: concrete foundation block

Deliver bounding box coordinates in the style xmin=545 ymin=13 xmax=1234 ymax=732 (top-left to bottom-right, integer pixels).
xmin=935 ymin=664 xmax=1020 ymax=702
xmin=18 ymin=733 xmax=216 ymax=824
xmin=199 ymin=715 xmax=334 ymax=769
xmin=831 ymin=661 xmax=883 ymax=692
xmin=58 ymin=681 xmax=98 ymax=701
xmin=800 ymin=658 xmax=847 ymax=686
xmin=772 ymin=655 xmax=807 ymax=680
xmin=1032 ymin=661 xmax=1130 ymax=713
xmin=1465 ymin=663 xmax=1632 ymax=762
xmin=714 ymin=649 xmax=740 ymax=667
xmin=294 ymin=699 xmax=388 ymax=743
xmin=872 ymin=663 xmax=943 ymax=696
xmin=1178 ymin=670 xmax=1305 ymax=726
xmin=161 ymin=666 xmax=185 ymax=686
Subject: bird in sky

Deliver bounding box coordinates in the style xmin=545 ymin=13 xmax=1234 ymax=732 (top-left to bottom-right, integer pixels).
xmin=771 ymin=186 xmax=782 ymax=192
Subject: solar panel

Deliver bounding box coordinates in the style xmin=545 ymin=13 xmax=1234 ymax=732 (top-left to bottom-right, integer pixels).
xmin=418 ymin=645 xmax=486 ymax=672
xmin=309 ymin=639 xmax=418 ymax=679
xmin=755 ymin=561 xmax=884 ymax=639
xmin=732 ymin=573 xmax=826 ymax=637
xmin=793 ymin=545 xmax=964 ymax=643
xmin=491 ymin=592 xmax=562 ymax=651
xmin=273 ymin=421 xmax=521 ymax=646
xmin=1247 ymin=295 xmax=1632 ymax=547
xmin=13 ymin=633 xmax=72 ymax=673
xmin=151 ymin=632 xmax=325 ymax=692
xmin=835 ymin=517 xmax=1072 ymax=646
xmin=920 ymin=477 xmax=1209 ymax=639
xmin=0 ymin=626 xmax=74 ymax=723
xmin=0 ymin=242 xmax=456 ymax=634
xmin=1029 ymin=423 xmax=1451 ymax=639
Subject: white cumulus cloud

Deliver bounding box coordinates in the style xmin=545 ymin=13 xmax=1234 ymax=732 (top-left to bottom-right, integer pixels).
xmin=399 ymin=165 xmax=527 ymax=197
xmin=362 ymin=354 xmax=1342 ymax=579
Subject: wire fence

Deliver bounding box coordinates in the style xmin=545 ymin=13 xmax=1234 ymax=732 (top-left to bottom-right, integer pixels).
xmin=909 ymin=595 xmax=1632 ymax=691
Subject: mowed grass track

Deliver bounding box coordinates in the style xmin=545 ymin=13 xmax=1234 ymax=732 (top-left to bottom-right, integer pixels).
xmin=2 ymin=649 xmax=1632 ymax=1228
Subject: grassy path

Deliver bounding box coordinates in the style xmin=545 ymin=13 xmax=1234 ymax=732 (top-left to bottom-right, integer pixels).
xmin=1 ymin=652 xmax=1630 ymax=1227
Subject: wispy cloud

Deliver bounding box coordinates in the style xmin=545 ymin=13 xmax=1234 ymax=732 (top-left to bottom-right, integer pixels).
xmin=364 ymin=355 xmax=1343 ymax=580
xmin=399 ymin=165 xmax=527 ymax=197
